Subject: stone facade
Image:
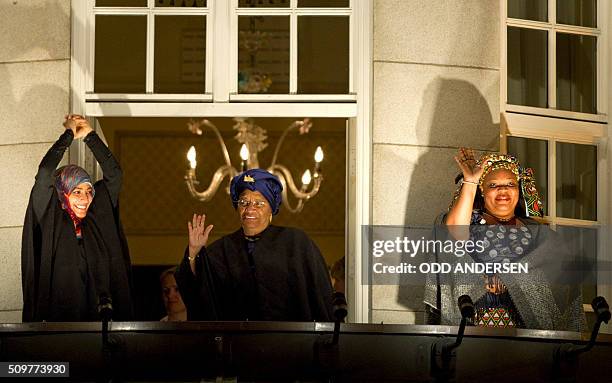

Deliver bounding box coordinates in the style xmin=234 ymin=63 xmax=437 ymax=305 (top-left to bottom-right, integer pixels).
xmin=371 ymin=0 xmax=500 ymax=323
xmin=3 ymin=1 xmax=609 ymax=330
xmin=0 ymin=0 xmax=71 ymax=321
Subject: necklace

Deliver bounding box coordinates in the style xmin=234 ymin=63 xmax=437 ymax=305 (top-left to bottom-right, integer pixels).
xmin=483 ymin=211 xmax=515 ymax=223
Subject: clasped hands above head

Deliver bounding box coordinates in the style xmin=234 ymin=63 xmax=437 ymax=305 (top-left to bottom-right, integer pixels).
xmin=63 ymin=114 xmax=93 ymax=139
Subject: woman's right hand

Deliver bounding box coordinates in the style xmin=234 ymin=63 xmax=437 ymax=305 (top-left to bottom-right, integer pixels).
xmin=188 ymin=214 xmax=214 ymax=259
xmin=63 ymin=114 xmax=93 ymax=139
xmin=454 ymin=147 xmax=484 ymax=183
xmin=63 ymin=115 xmax=78 ymax=136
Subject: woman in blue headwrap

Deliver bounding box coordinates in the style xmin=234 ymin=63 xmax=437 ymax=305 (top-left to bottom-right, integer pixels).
xmin=21 ymin=115 xmax=133 ymax=321
xmin=175 ymin=168 xmax=333 ymax=321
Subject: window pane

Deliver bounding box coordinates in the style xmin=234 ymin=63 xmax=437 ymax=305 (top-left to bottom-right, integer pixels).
xmin=238 ymin=0 xmax=290 ymax=7
xmin=238 ymin=16 xmax=290 ymax=94
xmin=299 ymin=0 xmax=349 ymax=7
xmin=557 ymin=0 xmax=596 ymax=27
xmin=96 ymin=0 xmax=147 ymax=6
xmin=556 ymin=142 xmax=597 ymax=221
xmin=95 ymin=16 xmax=147 ymax=93
xmin=507 ymin=0 xmax=547 ymax=22
xmin=155 ymin=0 xmax=207 ymax=6
xmin=556 ymin=33 xmax=597 ymax=114
xmin=507 ymin=27 xmax=547 ymax=108
xmin=507 ymin=137 xmax=548 ymax=214
xmin=298 ymin=16 xmax=349 ymax=94
xmin=154 ymin=16 xmax=206 ymax=93
xmin=556 ymin=225 xmax=598 ymax=312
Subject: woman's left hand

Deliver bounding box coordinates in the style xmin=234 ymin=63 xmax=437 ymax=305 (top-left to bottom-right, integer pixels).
xmin=65 ymin=114 xmax=93 ymax=139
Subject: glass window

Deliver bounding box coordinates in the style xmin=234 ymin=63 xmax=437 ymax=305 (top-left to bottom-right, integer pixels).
xmin=155 ymin=0 xmax=207 ymax=7
xmin=556 ymin=225 xmax=598 ymax=307
xmin=298 ymin=0 xmax=350 ymax=7
xmin=556 ymin=142 xmax=597 ymax=220
xmin=154 ymin=16 xmax=206 ymax=93
xmin=238 ymin=16 xmax=290 ymax=94
xmin=507 ymin=27 xmax=548 ymax=108
xmin=238 ymin=0 xmax=290 ymax=8
xmin=298 ymin=16 xmax=349 ymax=94
xmin=556 ymin=33 xmax=597 ymax=114
xmin=95 ymin=15 xmax=147 ymax=93
xmin=96 ymin=0 xmax=147 ymax=6
xmin=507 ymin=137 xmax=548 ymax=213
xmin=557 ymin=0 xmax=596 ymax=27
xmin=507 ymin=0 xmax=547 ymax=22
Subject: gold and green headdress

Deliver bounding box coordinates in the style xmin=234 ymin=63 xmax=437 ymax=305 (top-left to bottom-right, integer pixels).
xmin=478 ymin=153 xmax=520 ymax=187
xmin=450 ymin=153 xmax=544 ymax=218
xmin=477 ymin=153 xmax=543 ymax=217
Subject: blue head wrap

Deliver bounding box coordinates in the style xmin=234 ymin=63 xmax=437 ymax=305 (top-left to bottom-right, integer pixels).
xmin=230 ymin=169 xmax=283 ymax=215
xmin=53 ymin=165 xmax=95 ymax=210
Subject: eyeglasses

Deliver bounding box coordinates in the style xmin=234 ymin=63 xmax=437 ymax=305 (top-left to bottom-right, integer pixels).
xmin=237 ymin=199 xmax=267 ymax=209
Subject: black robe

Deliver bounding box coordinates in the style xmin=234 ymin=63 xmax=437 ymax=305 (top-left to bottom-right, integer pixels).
xmin=176 ymin=225 xmax=334 ymax=321
xmin=21 ymin=130 xmax=133 ymax=322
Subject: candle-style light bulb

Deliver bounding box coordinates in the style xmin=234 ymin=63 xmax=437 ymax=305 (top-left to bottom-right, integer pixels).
xmin=302 ymin=169 xmax=312 ymax=186
xmin=240 ymin=144 xmax=249 ymax=171
xmin=314 ymin=146 xmax=324 ymax=163
xmin=187 ymin=146 xmax=197 ymax=169
xmin=240 ymin=144 xmax=249 ymax=161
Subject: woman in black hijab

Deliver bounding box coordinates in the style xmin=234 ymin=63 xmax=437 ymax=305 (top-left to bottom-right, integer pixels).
xmin=21 ymin=115 xmax=133 ymax=322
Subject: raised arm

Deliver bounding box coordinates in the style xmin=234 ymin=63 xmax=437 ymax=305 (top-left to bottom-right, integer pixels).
xmin=445 ymin=148 xmax=484 ymax=241
xmin=175 ymin=213 xmax=217 ymax=320
xmin=185 ymin=213 xmax=214 ymax=274
xmin=70 ymin=116 xmax=123 ymax=207
xmin=30 ymin=122 xmax=75 ymax=222
xmin=445 ymin=148 xmax=484 ymax=225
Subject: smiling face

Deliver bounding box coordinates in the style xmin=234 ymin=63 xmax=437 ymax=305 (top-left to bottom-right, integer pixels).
xmin=481 ymin=169 xmax=519 ymax=220
xmin=238 ymin=190 xmax=272 ymax=236
xmin=67 ymin=183 xmax=94 ymax=219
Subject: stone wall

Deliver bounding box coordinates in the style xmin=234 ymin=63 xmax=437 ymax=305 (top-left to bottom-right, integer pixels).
xmin=0 ymin=0 xmax=71 ymax=321
xmin=371 ymin=0 xmax=500 ymax=323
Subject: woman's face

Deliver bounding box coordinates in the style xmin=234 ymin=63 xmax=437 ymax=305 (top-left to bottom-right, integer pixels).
xmin=481 ymin=169 xmax=519 ymax=220
xmin=67 ymin=183 xmax=93 ymax=219
xmin=238 ymin=190 xmax=272 ymax=236
xmin=161 ymin=274 xmax=186 ymax=315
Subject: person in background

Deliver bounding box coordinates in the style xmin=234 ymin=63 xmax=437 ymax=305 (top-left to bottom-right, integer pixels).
xmin=330 ymin=256 xmax=345 ymax=294
xmin=160 ymin=268 xmax=187 ymax=322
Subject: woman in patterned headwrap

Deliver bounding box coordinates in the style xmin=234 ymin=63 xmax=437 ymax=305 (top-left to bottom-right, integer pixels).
xmin=175 ymin=168 xmax=333 ymax=322
xmin=424 ymin=148 xmax=585 ymax=331
xmin=21 ymin=115 xmax=133 ymax=322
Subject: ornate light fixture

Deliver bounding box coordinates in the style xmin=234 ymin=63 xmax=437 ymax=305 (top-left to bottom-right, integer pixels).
xmin=185 ymin=118 xmax=324 ymax=213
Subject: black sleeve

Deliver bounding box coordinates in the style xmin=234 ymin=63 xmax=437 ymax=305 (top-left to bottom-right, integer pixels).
xmin=305 ymin=237 xmax=334 ymax=322
xmin=175 ymin=247 xmax=220 ymax=321
xmin=84 ymin=131 xmax=122 ymax=207
xmin=31 ymin=130 xmax=74 ymax=222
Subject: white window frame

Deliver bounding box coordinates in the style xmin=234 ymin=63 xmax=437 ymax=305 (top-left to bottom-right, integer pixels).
xmin=501 ymin=0 xmax=611 ymax=330
xmin=86 ymin=0 xmax=214 ymax=102
xmin=501 ymin=113 xmax=606 ymax=226
xmin=229 ymin=0 xmax=355 ymax=101
xmin=501 ymin=113 xmax=610 ymax=330
xmin=501 ymin=0 xmax=609 ymax=122
xmin=71 ymin=0 xmax=372 ymax=323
